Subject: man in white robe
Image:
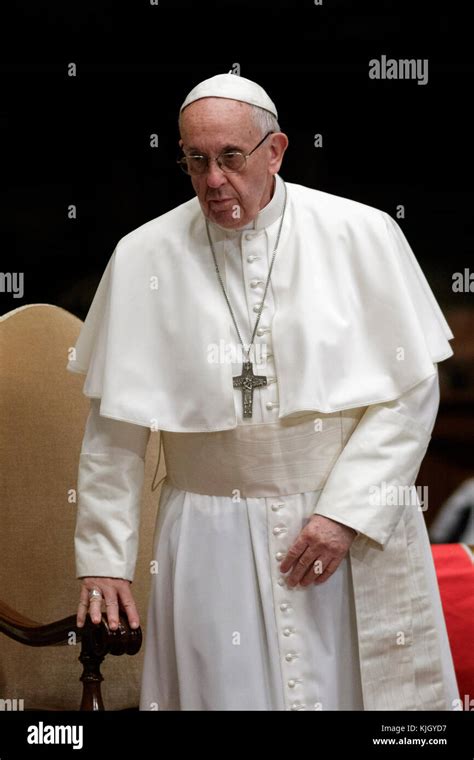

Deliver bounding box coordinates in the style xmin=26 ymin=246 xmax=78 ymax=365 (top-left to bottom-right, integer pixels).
xmin=70 ymin=73 xmax=460 ymax=711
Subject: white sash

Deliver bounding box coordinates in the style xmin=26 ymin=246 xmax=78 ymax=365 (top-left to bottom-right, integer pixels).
xmin=161 ymin=408 xmax=366 ymax=498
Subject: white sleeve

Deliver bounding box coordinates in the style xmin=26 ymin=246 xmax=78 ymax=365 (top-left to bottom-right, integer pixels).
xmin=74 ymin=398 xmax=151 ymax=582
xmin=313 ymin=367 xmax=440 ymax=548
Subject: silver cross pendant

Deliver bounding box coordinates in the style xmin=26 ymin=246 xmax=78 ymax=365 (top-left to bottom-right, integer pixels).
xmin=233 ymin=361 xmax=267 ymax=418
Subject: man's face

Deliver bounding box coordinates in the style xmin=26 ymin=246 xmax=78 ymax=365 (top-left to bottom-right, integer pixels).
xmin=179 ymin=98 xmax=287 ymax=229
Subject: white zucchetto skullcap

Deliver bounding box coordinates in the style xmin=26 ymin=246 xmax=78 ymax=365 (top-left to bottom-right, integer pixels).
xmin=180 ymin=73 xmax=278 ymax=119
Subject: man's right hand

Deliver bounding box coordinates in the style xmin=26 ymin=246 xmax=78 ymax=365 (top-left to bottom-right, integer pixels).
xmin=76 ymin=577 xmax=140 ymax=632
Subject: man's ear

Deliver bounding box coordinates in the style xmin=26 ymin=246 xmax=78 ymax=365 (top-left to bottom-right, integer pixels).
xmin=178 ymin=138 xmax=184 ymax=149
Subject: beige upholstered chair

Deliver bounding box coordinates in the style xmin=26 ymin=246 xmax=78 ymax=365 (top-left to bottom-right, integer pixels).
xmin=0 ymin=304 xmax=163 ymax=710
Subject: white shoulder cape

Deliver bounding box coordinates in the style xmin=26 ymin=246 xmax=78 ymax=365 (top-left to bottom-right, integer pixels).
xmin=67 ymin=180 xmax=453 ymax=432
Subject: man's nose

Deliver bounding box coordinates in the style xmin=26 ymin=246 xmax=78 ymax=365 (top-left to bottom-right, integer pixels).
xmin=206 ymin=159 xmax=227 ymax=188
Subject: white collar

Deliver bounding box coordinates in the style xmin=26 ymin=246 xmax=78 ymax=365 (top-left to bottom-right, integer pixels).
xmin=206 ymin=173 xmax=285 ymax=240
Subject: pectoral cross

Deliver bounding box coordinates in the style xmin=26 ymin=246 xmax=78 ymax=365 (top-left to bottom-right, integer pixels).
xmin=233 ymin=361 xmax=267 ymax=419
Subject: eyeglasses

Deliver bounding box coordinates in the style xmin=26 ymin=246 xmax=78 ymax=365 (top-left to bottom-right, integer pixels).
xmin=177 ymin=131 xmax=274 ymax=175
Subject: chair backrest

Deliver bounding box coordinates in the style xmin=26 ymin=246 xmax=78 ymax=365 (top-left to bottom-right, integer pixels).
xmin=0 ymin=304 xmax=162 ymax=710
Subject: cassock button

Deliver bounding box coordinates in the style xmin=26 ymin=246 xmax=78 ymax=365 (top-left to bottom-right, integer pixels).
xmin=280 ymin=602 xmax=290 ymax=612
xmin=253 ymin=303 xmax=263 ymax=313
xmin=275 ymin=551 xmax=285 ymax=561
xmin=287 ymin=679 xmax=296 ymax=688
xmin=273 ymin=526 xmax=284 ymax=536
xmin=277 ymin=578 xmax=285 ymax=586
xmin=244 ymin=233 xmax=255 ymax=240
xmin=285 ymin=653 xmax=295 ymax=662
xmin=247 ymin=255 xmax=259 ymax=263
xmin=283 ymin=628 xmax=292 ymax=636
xmin=290 ymin=703 xmax=304 ymax=711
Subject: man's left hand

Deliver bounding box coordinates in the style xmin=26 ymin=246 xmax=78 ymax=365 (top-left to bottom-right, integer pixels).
xmin=279 ymin=514 xmax=357 ymax=588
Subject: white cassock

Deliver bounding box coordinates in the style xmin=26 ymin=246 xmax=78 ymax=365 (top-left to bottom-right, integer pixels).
xmin=69 ymin=173 xmax=460 ymax=711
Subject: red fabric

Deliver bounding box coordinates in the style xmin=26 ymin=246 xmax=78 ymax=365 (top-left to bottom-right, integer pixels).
xmin=431 ymin=543 xmax=474 ymax=709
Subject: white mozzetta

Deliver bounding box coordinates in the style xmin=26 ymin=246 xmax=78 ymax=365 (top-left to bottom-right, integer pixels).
xmin=67 ymin=174 xmax=453 ymax=432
